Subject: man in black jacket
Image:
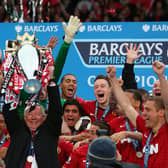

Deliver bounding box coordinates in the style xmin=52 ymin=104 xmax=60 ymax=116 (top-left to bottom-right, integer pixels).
xmin=3 ymin=78 xmax=62 ymax=168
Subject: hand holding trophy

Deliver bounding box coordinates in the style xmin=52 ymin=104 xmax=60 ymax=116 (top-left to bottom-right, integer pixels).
xmin=1 ymin=32 xmax=54 ymax=109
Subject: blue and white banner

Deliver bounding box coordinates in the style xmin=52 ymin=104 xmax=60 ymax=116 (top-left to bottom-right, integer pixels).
xmin=0 ymin=22 xmax=168 ymax=99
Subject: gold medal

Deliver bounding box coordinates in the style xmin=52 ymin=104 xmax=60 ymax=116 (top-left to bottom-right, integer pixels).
xmin=27 ymin=155 xmax=33 ymax=162
xmin=136 ymin=151 xmax=143 ymax=158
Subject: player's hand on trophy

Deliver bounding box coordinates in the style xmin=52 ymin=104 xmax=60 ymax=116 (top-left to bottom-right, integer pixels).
xmin=62 ymin=16 xmax=82 ymax=44
xmin=46 ymin=36 xmax=59 ymax=49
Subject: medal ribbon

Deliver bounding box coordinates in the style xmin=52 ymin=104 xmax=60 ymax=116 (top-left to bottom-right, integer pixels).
xmin=144 ymin=121 xmax=165 ymax=168
xmin=144 ymin=132 xmax=152 ymax=168
xmin=95 ymin=101 xmax=110 ymax=121
xmin=125 ymin=119 xmax=140 ymax=151
xmin=0 ymin=134 xmax=6 ymax=148
xmin=28 ymin=141 xmax=34 ymax=156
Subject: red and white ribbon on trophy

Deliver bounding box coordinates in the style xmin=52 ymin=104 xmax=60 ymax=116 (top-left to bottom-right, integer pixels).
xmin=0 ymin=32 xmax=54 ymax=109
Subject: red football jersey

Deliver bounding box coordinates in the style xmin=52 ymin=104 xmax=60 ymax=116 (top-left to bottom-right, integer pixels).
xmin=77 ymin=99 xmax=116 ymax=123
xmin=136 ymin=115 xmax=168 ymax=168
xmin=109 ymin=116 xmax=143 ymax=167
xmin=58 ymin=140 xmax=73 ymax=167
xmin=63 ymin=144 xmax=89 ymax=168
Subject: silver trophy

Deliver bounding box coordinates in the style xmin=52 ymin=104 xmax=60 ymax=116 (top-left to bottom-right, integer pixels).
xmin=2 ymin=32 xmax=50 ymax=100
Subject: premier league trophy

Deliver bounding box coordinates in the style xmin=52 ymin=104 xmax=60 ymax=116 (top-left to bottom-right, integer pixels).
xmin=1 ymin=32 xmax=53 ymax=109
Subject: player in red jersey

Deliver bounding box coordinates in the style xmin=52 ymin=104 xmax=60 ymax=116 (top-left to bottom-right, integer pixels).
xmin=63 ymin=121 xmax=111 ymax=168
xmin=57 ymin=139 xmax=73 ymax=168
xmin=109 ymin=89 xmax=143 ymax=167
xmin=106 ymin=61 xmax=168 ymax=168
xmin=77 ymin=75 xmax=116 ymax=123
xmin=77 ymin=44 xmax=142 ymax=123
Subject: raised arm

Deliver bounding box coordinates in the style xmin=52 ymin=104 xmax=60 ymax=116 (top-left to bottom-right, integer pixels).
xmin=122 ymin=44 xmax=142 ymax=90
xmin=54 ymin=16 xmax=82 ymax=83
xmin=106 ymin=65 xmax=139 ymax=126
xmin=46 ymin=36 xmax=59 ymax=50
xmin=47 ymin=66 xmax=62 ymax=136
xmin=152 ymin=60 xmax=168 ymax=123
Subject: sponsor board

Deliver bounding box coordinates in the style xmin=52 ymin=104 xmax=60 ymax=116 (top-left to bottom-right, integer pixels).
xmin=0 ymin=22 xmax=168 ymax=100
xmin=74 ymin=40 xmax=168 ymax=67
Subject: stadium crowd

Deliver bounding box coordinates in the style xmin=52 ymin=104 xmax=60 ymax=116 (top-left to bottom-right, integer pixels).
xmin=0 ymin=0 xmax=168 ymax=23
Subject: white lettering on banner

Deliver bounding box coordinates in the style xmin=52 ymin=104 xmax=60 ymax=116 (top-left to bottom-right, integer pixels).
xmin=143 ymin=144 xmax=158 ymax=155
xmin=89 ymin=43 xmax=125 ymax=56
xmin=74 ymin=40 xmax=168 ymax=66
xmin=24 ymin=25 xmax=58 ymax=32
xmin=138 ymin=43 xmax=163 ymax=55
xmin=88 ymin=76 xmax=95 ymax=87
xmin=87 ymin=25 xmax=122 ymax=32
xmin=88 ymin=75 xmax=95 ymax=87
xmin=89 ymin=42 xmax=163 ymax=56
xmin=88 ymin=75 xmax=168 ymax=91
xmin=152 ymin=25 xmax=168 ymax=32
xmin=88 ymin=56 xmax=162 ymax=65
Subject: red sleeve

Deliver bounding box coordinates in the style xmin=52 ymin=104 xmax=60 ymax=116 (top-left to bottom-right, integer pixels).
xmin=62 ymin=141 xmax=73 ymax=158
xmin=63 ymin=149 xmax=80 ymax=168
xmin=58 ymin=140 xmax=73 ymax=167
xmin=76 ymin=97 xmax=92 ymax=116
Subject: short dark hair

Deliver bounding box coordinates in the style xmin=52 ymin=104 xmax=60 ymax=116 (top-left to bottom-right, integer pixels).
xmin=60 ymin=73 xmax=77 ymax=84
xmin=147 ymin=96 xmax=165 ymax=111
xmin=94 ymin=75 xmax=111 ymax=87
xmin=92 ymin=121 xmax=111 ymax=136
xmin=125 ymin=89 xmax=143 ymax=111
xmin=137 ymin=88 xmax=150 ymax=102
xmin=63 ymin=99 xmax=84 ymax=116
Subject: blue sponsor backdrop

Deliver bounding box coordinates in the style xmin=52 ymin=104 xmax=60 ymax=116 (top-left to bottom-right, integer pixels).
xmin=0 ymin=22 xmax=168 ymax=99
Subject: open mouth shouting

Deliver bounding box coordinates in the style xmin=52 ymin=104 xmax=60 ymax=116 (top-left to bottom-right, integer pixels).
xmin=96 ymin=93 xmax=105 ymax=103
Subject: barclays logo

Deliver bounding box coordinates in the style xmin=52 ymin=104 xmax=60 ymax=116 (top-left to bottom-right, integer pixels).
xmin=87 ymin=24 xmax=122 ymax=32
xmin=24 ymin=25 xmax=58 ymax=32
xmin=15 ymin=24 xmax=58 ymax=33
xmin=15 ymin=25 xmax=23 ymax=33
xmin=142 ymin=24 xmax=150 ymax=32
xmin=79 ymin=25 xmax=86 ymax=32
xmin=142 ymin=24 xmax=168 ymax=32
